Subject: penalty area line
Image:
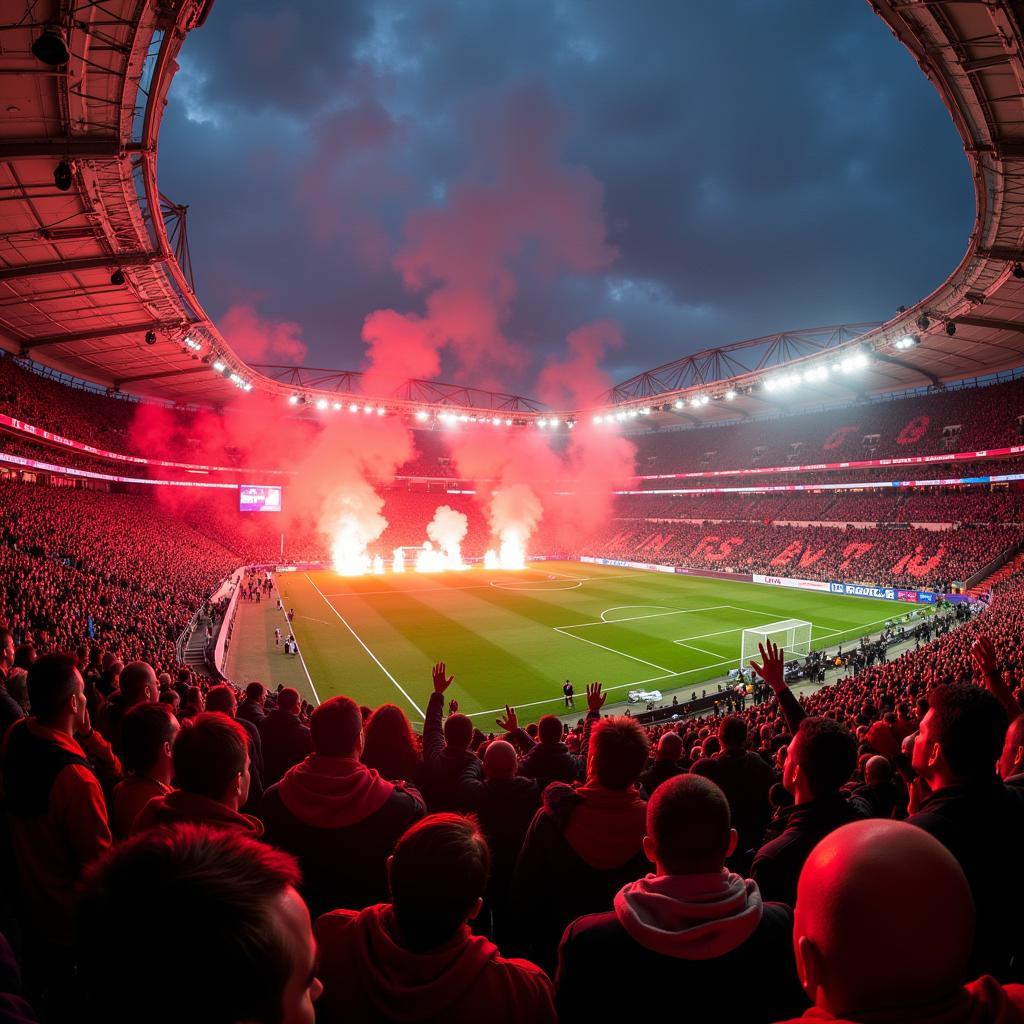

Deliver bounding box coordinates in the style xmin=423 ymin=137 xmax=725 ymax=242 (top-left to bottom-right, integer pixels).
xmin=304 ymin=573 xmax=425 ymax=718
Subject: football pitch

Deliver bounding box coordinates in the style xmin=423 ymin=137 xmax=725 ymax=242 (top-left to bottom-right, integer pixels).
xmin=232 ymin=562 xmax=906 ymax=725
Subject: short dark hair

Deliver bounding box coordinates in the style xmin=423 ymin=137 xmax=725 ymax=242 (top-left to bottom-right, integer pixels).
xmin=390 ymin=814 xmax=489 ymax=951
xmin=928 ymin=684 xmax=1008 ymax=780
xmin=27 ymin=653 xmax=79 ymax=723
xmin=120 ymin=703 xmax=177 ymax=774
xmin=648 ymin=775 xmax=731 ymax=871
xmin=119 ymin=662 xmax=156 ymax=704
xmin=538 ymin=715 xmax=563 ymax=744
xmin=205 ymin=684 xmax=237 ymax=716
xmin=173 ymin=713 xmax=248 ymax=799
xmin=78 ymin=825 xmax=301 ymax=1024
xmin=245 ymin=682 xmax=265 ymax=702
xmin=719 ymin=716 xmax=747 ymax=748
xmin=310 ymin=696 xmax=362 ymax=756
xmin=795 ymin=717 xmax=857 ymax=797
xmin=443 ymin=713 xmax=473 ymax=751
xmin=278 ymin=688 xmax=300 ymax=713
xmin=590 ymin=716 xmax=650 ymax=789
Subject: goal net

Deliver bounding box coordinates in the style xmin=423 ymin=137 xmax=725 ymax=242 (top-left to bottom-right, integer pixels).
xmin=740 ymin=619 xmax=813 ymax=666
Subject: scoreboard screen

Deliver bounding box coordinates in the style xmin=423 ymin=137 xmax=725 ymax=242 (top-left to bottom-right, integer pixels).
xmin=239 ymin=485 xmax=282 ymax=513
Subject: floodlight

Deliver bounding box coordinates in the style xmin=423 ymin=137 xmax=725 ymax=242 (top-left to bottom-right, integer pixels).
xmin=53 ymin=161 xmax=73 ymax=191
xmin=212 ymin=360 xmax=225 ymax=373
xmin=725 ymin=390 xmax=737 ymax=400
xmin=110 ymin=269 xmax=126 ymax=286
xmin=288 ymin=395 xmax=299 ymax=405
xmin=144 ymin=330 xmax=157 ymax=346
xmin=316 ymin=399 xmax=328 ymax=410
xmin=916 ymin=314 xmax=930 ymax=331
xmin=946 ymin=322 xmax=956 ymax=336
xmin=674 ymin=399 xmax=684 ymax=409
xmin=32 ymin=25 xmax=69 ymax=65
xmin=894 ymin=336 xmax=918 ymax=350
xmin=699 ymin=394 xmax=710 ymax=405
xmin=1014 ymin=263 xmax=1024 ymax=280
xmin=332 ymin=402 xmax=341 ymax=410
xmin=415 ymin=410 xmax=429 ymax=421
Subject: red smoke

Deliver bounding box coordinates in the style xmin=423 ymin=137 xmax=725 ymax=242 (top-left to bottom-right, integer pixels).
xmin=360 ymin=87 xmax=617 ymax=391
xmin=219 ymin=303 xmax=308 ymax=364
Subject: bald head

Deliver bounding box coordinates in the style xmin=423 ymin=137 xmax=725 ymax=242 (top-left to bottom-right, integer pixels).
xmin=864 ymin=755 xmax=891 ymax=786
xmin=483 ymin=739 xmax=517 ymax=780
xmin=793 ymin=820 xmax=974 ymax=1016
xmin=999 ymin=715 xmax=1024 ymax=781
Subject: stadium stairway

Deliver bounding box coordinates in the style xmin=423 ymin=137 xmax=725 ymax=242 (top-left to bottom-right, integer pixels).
xmin=968 ymin=552 xmax=1024 ymax=597
xmin=182 ymin=616 xmax=212 ymax=671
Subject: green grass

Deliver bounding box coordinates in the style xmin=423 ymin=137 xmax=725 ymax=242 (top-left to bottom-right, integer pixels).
xmin=248 ymin=561 xmax=913 ymax=725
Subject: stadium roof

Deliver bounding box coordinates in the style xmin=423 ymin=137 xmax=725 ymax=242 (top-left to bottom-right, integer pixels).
xmin=2 ymin=1 xmax=1024 ymax=419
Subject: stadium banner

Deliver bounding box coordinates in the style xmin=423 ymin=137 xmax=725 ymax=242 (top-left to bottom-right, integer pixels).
xmin=580 ymin=555 xmax=675 ymax=573
xmin=752 ymin=574 xmax=833 ymax=593
xmin=0 ymin=450 xmax=240 ymax=489
xmin=826 ymin=582 xmax=937 ymax=603
xmin=673 ymin=567 xmax=754 ymax=582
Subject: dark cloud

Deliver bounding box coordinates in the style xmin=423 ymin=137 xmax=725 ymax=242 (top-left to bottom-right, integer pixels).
xmin=158 ymin=0 xmax=973 ymax=397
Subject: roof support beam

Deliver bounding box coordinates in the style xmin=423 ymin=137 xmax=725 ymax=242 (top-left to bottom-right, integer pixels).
xmin=873 ymin=351 xmax=941 ymax=388
xmin=0 ymin=252 xmax=163 ymax=283
xmin=114 ymin=366 xmax=211 ymax=385
xmin=955 ymin=314 xmax=1024 ymax=334
xmin=0 ymin=138 xmax=143 ymax=161
xmin=18 ymin=319 xmax=186 ymax=352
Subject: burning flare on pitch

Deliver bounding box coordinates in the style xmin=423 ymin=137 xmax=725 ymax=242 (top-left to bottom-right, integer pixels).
xmin=484 ymin=528 xmax=527 ymax=570
xmin=416 ymin=505 xmax=469 ymax=572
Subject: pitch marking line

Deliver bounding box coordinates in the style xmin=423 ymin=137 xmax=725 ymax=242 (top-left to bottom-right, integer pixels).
xmin=552 ymin=625 xmax=674 ymax=674
xmin=304 ymin=573 xmax=426 ymax=718
xmin=319 ymin=571 xmax=642 ymax=599
xmin=564 ymin=605 xmax=731 ymax=629
xmin=273 ymin=586 xmax=321 ymax=707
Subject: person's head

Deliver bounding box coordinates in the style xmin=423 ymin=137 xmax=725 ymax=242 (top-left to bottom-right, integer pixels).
xmin=78 ymin=825 xmax=321 ymax=1024
xmin=483 ymin=739 xmax=517 ymax=780
xmin=998 ymin=715 xmax=1024 ymax=781
xmin=120 ymin=703 xmax=179 ymax=781
xmin=27 ymin=653 xmax=87 ymax=732
xmin=205 ymin=685 xmax=238 ymax=717
xmin=864 ymin=755 xmax=892 ymax=787
xmin=278 ymin=688 xmax=301 ymax=716
xmin=119 ymin=661 xmax=159 ymax=706
xmin=173 ymin=712 xmax=250 ymax=809
xmin=655 ymin=730 xmax=684 ymax=764
xmin=783 ymin=717 xmax=856 ymax=803
xmin=719 ymin=716 xmax=747 ymax=750
xmin=309 ymin=697 xmax=362 ymax=758
xmin=245 ymin=681 xmax=266 ymax=706
xmin=587 ymin=716 xmax=650 ymax=789
xmin=0 ymin=629 xmax=14 ymax=671
xmin=644 ymin=775 xmax=736 ymax=874
xmin=793 ymin=820 xmax=974 ymax=1017
xmin=912 ymin=685 xmax=1007 ymax=787
xmin=538 ymin=714 xmax=563 ymax=745
xmin=388 ymin=814 xmax=489 ymax=952
xmin=159 ymin=689 xmax=181 ymax=712
xmin=362 ymin=704 xmax=419 ymax=780
xmin=443 ymin=712 xmax=474 ymax=753
xmin=13 ymin=644 xmax=35 ymax=670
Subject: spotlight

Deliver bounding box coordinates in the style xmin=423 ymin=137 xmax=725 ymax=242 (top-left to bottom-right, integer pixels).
xmin=724 ymin=390 xmax=737 ymax=400
xmin=348 ymin=403 xmax=359 ymax=413
xmin=53 ymin=161 xmax=73 ymax=191
xmin=593 ymin=415 xmax=603 ymax=424
xmin=288 ymin=395 xmax=299 ymax=405
xmin=699 ymin=395 xmax=710 ymax=405
xmin=32 ymin=25 xmax=69 ymax=66
xmin=110 ymin=269 xmax=126 ymax=286
xmin=332 ymin=402 xmax=341 ymax=411
xmin=376 ymin=407 xmax=385 ymax=416
xmin=144 ymin=330 xmax=157 ymax=346
xmin=1014 ymin=263 xmax=1024 ymax=280
xmin=894 ymin=335 xmax=919 ymax=350
xmin=212 ymin=360 xmax=226 ymax=373
xmin=315 ymin=398 xmax=327 ymax=411
xmin=415 ymin=410 xmax=429 ymax=422
xmin=916 ymin=314 xmax=930 ymax=331
xmin=673 ymin=399 xmax=684 ymax=409
xmin=946 ymin=321 xmax=956 ymax=336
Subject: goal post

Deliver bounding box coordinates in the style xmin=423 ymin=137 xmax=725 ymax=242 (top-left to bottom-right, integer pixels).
xmin=740 ymin=619 xmax=813 ymax=666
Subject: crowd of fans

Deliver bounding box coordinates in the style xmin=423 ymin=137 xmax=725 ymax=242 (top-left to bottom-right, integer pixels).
xmin=583 ymin=519 xmax=1018 ymax=588
xmin=0 ymin=565 xmax=1022 ymax=1022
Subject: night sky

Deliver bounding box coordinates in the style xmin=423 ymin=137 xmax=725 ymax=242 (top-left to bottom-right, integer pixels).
xmin=158 ymin=0 xmax=973 ymax=399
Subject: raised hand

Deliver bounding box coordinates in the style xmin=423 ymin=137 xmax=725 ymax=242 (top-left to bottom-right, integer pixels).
xmin=971 ymin=636 xmax=998 ymax=678
xmin=496 ymin=704 xmax=518 ymax=732
xmin=750 ymin=641 xmax=786 ymax=694
xmin=586 ymin=682 xmax=606 ymax=712
xmin=432 ymin=661 xmax=454 ymax=694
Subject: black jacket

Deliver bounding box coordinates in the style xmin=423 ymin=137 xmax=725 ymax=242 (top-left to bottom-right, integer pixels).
xmin=509 ymin=778 xmax=649 ymax=975
xmin=691 ymin=749 xmax=776 ymax=858
xmin=261 ymin=778 xmax=425 ymax=919
xmin=556 ymin=901 xmax=805 ymax=1024
xmin=516 ymin=737 xmax=581 ymax=788
xmin=420 ymin=692 xmax=481 ymax=812
xmin=258 ymin=709 xmax=312 ymax=787
xmin=638 ymin=759 xmax=685 ymax=798
xmin=909 ymin=777 xmax=1024 ymax=980
xmin=751 ymin=793 xmax=866 ymax=906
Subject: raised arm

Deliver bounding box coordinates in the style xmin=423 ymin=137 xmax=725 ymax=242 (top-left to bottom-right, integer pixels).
xmin=971 ymin=636 xmax=1022 ymax=722
xmin=423 ymin=661 xmax=454 ymax=764
xmin=749 ymin=641 xmax=805 ymax=733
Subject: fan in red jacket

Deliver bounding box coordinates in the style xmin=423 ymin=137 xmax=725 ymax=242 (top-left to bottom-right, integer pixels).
xmin=775 ymin=820 xmax=1024 ymax=1024
xmin=315 ymin=813 xmax=555 ymax=1024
